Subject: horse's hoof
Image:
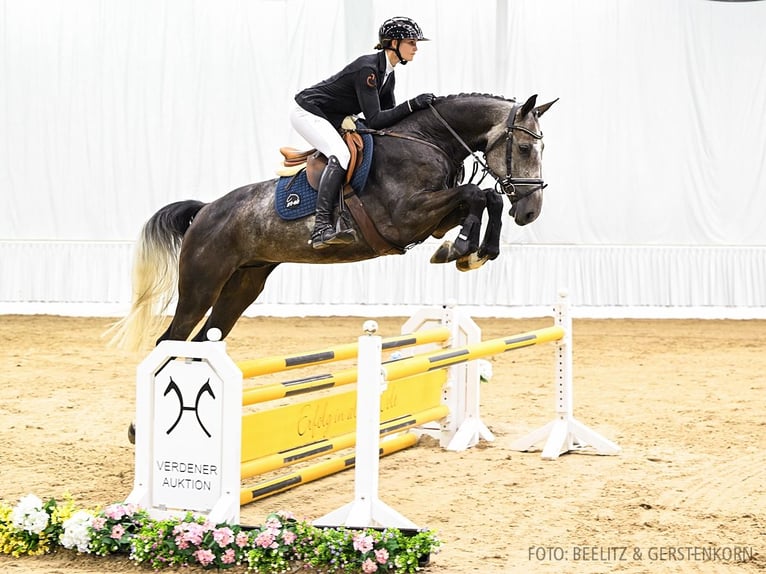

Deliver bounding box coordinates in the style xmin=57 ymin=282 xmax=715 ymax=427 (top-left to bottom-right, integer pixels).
xmin=456 ymin=253 xmax=489 ymax=272
xmin=430 ymin=241 xmax=453 ymax=264
xmin=128 ymin=422 xmax=136 ymax=445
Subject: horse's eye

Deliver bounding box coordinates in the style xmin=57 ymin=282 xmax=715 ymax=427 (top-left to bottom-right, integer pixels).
xmin=518 ymin=143 xmax=532 ymax=155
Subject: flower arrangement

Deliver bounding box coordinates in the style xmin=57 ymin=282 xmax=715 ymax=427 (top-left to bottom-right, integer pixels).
xmin=0 ymin=494 xmax=77 ymax=556
xmin=0 ymin=495 xmax=441 ymax=572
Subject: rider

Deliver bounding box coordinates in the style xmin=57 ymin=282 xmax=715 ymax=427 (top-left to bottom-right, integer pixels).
xmin=290 ymin=16 xmax=435 ymax=249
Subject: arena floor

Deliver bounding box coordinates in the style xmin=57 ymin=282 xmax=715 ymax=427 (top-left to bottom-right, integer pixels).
xmin=1 ymin=314 xmax=764 ymax=573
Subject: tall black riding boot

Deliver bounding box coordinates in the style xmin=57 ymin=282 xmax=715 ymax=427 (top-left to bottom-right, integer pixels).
xmin=310 ymin=155 xmax=356 ymax=249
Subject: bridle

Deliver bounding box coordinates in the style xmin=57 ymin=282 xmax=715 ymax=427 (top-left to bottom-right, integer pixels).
xmin=428 ymin=102 xmax=546 ymax=207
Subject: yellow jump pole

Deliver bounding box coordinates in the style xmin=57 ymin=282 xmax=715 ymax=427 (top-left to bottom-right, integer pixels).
xmin=383 ymin=326 xmax=565 ymax=382
xmin=240 ymin=433 xmax=417 ymax=505
xmin=240 ymin=329 xmax=453 ymax=406
xmin=237 ymin=327 xmax=450 ymax=378
xmin=240 ymin=405 xmax=449 ymax=479
xmin=242 ymin=366 xmax=359 ymax=406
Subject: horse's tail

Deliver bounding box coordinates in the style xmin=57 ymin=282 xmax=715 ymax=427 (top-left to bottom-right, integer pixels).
xmin=105 ymin=200 xmax=207 ymax=351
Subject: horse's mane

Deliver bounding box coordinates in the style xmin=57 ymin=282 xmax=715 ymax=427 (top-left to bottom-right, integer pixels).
xmin=437 ymin=93 xmax=517 ymax=104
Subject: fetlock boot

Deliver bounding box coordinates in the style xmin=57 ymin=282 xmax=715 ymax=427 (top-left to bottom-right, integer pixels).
xmin=310 ymin=156 xmax=356 ymax=249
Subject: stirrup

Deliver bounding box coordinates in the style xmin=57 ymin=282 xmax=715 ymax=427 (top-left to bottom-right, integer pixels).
xmin=310 ymin=226 xmax=356 ymax=250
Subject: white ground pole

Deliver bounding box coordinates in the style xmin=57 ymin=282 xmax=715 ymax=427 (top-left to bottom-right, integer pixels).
xmin=313 ymin=321 xmax=419 ymax=529
xmin=510 ymin=290 xmax=621 ymax=459
xmin=400 ymin=301 xmax=493 ymax=451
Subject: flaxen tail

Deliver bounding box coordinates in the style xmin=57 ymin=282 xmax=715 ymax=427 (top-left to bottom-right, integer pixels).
xmin=105 ymin=200 xmax=206 ymax=351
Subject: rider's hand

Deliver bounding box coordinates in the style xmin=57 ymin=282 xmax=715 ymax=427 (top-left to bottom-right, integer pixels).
xmin=408 ymin=93 xmax=435 ymax=112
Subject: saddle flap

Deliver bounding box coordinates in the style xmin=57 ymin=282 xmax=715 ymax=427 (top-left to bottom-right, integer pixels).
xmin=343 ymin=131 xmax=365 ymax=185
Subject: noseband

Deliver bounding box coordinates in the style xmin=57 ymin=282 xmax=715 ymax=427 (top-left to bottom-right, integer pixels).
xmin=428 ymin=103 xmax=546 ymax=207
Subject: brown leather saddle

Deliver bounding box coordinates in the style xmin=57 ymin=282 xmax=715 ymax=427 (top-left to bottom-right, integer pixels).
xmin=277 ymin=128 xmax=401 ymax=254
xmin=278 ymin=130 xmax=364 ymax=189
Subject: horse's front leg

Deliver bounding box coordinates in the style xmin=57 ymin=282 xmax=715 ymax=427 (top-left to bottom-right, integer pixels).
xmin=457 ymin=189 xmax=504 ymax=271
xmin=430 ymin=184 xmax=486 ymax=264
xmin=480 ymin=189 xmax=504 ymax=260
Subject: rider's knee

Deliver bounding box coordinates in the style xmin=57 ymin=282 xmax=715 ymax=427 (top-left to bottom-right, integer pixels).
xmin=333 ymin=147 xmax=351 ymax=171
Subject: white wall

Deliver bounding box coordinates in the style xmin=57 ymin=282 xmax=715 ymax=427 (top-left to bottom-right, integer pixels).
xmin=2 ymin=0 xmax=765 ymax=317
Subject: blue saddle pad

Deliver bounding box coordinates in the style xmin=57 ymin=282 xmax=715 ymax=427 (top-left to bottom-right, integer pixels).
xmin=275 ymin=133 xmax=373 ymax=220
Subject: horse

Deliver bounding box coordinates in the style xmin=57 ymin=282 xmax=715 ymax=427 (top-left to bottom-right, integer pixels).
xmin=109 ymin=93 xmax=557 ymax=351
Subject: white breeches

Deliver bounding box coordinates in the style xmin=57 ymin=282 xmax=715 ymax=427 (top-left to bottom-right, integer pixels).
xmin=289 ymin=104 xmax=351 ymax=170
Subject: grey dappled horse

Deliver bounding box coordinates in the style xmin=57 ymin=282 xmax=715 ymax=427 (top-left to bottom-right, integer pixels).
xmin=110 ymin=93 xmax=556 ymax=350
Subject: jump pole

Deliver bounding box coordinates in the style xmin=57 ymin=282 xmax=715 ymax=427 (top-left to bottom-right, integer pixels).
xmin=237 ymin=327 xmax=451 ymax=379
xmin=240 ymin=432 xmax=417 ymax=505
xmin=510 ymin=289 xmax=621 ymax=459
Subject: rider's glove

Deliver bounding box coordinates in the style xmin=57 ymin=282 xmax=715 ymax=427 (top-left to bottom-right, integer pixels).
xmin=408 ymin=93 xmax=435 ymax=112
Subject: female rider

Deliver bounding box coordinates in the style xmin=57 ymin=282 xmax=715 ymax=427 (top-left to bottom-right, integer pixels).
xmin=290 ymin=16 xmax=434 ymax=249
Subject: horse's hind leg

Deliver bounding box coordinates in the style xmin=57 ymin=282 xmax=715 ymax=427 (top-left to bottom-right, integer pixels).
xmin=156 ymin=255 xmax=240 ymax=344
xmin=192 ymin=264 xmax=279 ymax=342
xmin=129 ymin=265 xmax=275 ymax=445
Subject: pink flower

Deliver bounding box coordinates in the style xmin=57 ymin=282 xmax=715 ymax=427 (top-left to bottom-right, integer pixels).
xmin=375 ymin=548 xmax=389 ymax=564
xmin=180 ymin=522 xmax=207 ymax=546
xmin=91 ymin=517 xmax=106 ymax=531
xmin=104 ymin=504 xmax=128 ymax=520
xmin=175 ymin=536 xmax=190 ymax=550
xmin=276 ymin=510 xmax=295 ymax=520
xmin=110 ymin=524 xmax=125 ymax=539
xmin=221 ymin=548 xmax=236 ymax=564
xmin=282 ymin=530 xmax=297 ymax=545
xmin=193 ymin=549 xmax=215 ymax=566
xmin=265 ymin=516 xmax=282 ymax=531
xmin=362 ymin=558 xmax=378 ymax=573
xmin=353 ymin=533 xmax=374 ymax=554
xmin=255 ymin=530 xmax=276 ymax=549
xmin=235 ymin=532 xmax=249 ymax=547
xmin=213 ymin=526 xmax=234 ymax=547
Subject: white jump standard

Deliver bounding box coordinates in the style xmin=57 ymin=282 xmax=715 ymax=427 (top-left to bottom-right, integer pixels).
xmin=511 ymin=290 xmax=620 ymax=459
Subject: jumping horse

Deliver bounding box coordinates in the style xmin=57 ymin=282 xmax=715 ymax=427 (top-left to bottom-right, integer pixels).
xmin=109 ymin=93 xmax=557 ymax=350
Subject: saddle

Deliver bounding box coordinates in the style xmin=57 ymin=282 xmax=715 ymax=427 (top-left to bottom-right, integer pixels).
xmin=277 ymin=118 xmax=364 ymax=188
xmin=276 ymin=120 xmax=402 ymax=255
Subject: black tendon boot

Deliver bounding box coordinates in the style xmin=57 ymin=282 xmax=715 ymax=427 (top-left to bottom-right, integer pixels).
xmin=310 ymin=156 xmax=356 ymax=249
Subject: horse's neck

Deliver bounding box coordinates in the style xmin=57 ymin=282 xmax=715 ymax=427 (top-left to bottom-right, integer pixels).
xmin=431 ymin=99 xmax=509 ymax=155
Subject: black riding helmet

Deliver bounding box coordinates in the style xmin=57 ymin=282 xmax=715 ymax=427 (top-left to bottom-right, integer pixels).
xmin=374 ymin=16 xmax=429 ymax=65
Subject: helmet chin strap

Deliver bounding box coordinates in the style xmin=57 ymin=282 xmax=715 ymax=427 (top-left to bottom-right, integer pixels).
xmin=386 ymin=44 xmax=407 ymax=65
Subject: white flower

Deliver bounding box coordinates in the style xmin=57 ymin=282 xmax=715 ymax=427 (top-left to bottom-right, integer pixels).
xmin=61 ymin=510 xmax=95 ymax=553
xmin=477 ymin=359 xmax=493 ymax=382
xmin=11 ymin=494 xmax=49 ymax=534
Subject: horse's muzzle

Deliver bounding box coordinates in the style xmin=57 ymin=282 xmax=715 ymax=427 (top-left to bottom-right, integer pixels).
xmin=501 ymin=178 xmax=546 ymax=205
xmin=504 ymin=178 xmax=546 ymax=223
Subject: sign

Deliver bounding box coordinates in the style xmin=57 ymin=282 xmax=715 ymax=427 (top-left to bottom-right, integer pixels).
xmin=126 ymin=339 xmax=242 ymax=525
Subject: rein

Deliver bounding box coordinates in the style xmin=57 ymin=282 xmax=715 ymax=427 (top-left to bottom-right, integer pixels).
xmin=357 ymin=127 xmax=456 ymax=165
xmin=427 ymin=103 xmax=547 ymax=206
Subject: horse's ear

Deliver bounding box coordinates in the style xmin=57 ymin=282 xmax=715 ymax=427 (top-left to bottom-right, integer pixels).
xmin=520 ymin=94 xmax=538 ymax=118
xmin=534 ymin=98 xmax=559 ymax=118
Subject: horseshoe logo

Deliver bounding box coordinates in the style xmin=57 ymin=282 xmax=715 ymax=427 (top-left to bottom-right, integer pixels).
xmin=366 ymin=73 xmax=377 ymax=88
xmin=164 ymin=377 xmax=216 ymax=437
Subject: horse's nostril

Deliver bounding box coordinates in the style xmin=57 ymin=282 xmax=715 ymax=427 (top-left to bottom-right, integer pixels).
xmin=523 ymin=211 xmax=538 ymax=224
